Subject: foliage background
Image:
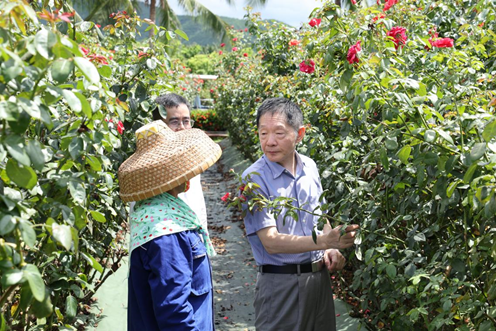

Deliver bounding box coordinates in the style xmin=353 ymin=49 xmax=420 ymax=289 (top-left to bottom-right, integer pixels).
xmin=214 ymin=0 xmax=496 ymax=329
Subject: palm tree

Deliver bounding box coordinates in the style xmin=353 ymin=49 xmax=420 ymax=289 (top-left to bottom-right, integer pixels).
xmin=144 ymin=0 xmax=268 ymax=39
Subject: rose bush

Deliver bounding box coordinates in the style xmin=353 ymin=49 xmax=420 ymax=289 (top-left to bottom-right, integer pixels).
xmin=214 ymin=0 xmax=496 ymax=329
xmin=0 ymin=1 xmax=191 ymax=329
xmin=190 ymin=109 xmax=225 ymax=131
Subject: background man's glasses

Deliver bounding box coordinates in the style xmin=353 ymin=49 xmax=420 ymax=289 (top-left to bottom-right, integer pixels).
xmin=168 ymin=119 xmax=194 ymax=129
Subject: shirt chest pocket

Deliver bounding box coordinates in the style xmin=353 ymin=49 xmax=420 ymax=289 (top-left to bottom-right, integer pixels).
xmin=188 ymin=232 xmax=212 ymax=296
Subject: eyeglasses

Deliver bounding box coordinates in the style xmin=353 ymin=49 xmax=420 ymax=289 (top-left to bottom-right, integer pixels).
xmin=168 ymin=119 xmax=194 ymax=129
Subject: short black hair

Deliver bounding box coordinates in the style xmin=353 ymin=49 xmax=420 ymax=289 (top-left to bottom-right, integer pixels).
xmin=152 ymin=93 xmax=191 ymax=120
xmin=256 ymin=98 xmax=303 ymax=131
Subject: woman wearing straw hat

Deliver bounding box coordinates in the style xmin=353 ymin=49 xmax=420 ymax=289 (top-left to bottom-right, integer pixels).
xmin=119 ymin=120 xmax=222 ymax=330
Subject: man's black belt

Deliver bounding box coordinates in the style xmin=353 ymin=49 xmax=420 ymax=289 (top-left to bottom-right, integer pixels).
xmin=259 ymin=259 xmax=324 ymax=274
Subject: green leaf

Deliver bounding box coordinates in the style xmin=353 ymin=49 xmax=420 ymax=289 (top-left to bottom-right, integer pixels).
xmin=51 ymin=58 xmax=74 ymax=84
xmin=397 ymin=145 xmax=411 ymax=164
xmin=380 ymin=147 xmax=389 ymax=171
xmin=80 ymin=252 xmax=103 ymax=273
xmin=22 ymin=264 xmax=45 ymax=301
xmin=405 ymin=263 xmax=416 ymax=277
xmin=52 ymin=222 xmax=73 ymax=251
xmin=174 ymin=29 xmax=189 ymax=41
xmin=463 ymin=163 xmax=478 ymax=184
xmin=26 ymin=140 xmax=45 ymax=171
xmin=98 ymin=65 xmax=112 ymax=78
xmin=4 ymin=135 xmax=30 ymax=166
xmin=470 ymin=143 xmax=486 ymax=161
xmin=71 ymin=227 xmax=79 ymax=253
xmin=447 ymin=180 xmax=462 ymax=198
xmin=61 ymin=89 xmax=82 ymax=113
xmin=385 ymin=137 xmax=398 ymax=150
xmin=90 ymin=210 xmax=106 ymax=223
xmin=424 ymin=129 xmax=436 ymax=142
xmin=0 ymin=215 xmax=16 ymax=235
xmin=74 ymin=57 xmax=100 ymax=84
xmin=65 ymin=295 xmax=77 ymax=320
xmin=436 ymin=129 xmax=454 ymax=145
xmin=74 ymin=92 xmax=92 ymax=118
xmin=386 ymin=265 xmax=397 ymax=278
xmin=68 ymin=137 xmax=83 ymax=159
xmin=484 ymin=194 xmax=496 ymax=218
xmin=483 ymin=120 xmax=496 ymax=142
xmin=35 ymin=29 xmax=57 ymax=59
xmin=86 ymin=155 xmax=102 ymax=171
xmin=68 ymin=180 xmax=86 ymax=205
xmin=30 ymin=289 xmax=52 ymax=318
xmin=19 ymin=220 xmax=36 ymax=248
xmin=6 ymin=159 xmax=37 ymax=189
xmin=2 ymin=269 xmax=23 ymax=287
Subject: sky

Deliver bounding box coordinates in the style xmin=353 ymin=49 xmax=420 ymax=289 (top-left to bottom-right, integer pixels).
xmin=166 ymin=0 xmax=324 ymax=27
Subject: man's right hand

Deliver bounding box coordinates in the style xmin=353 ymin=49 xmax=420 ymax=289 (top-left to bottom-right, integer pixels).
xmin=322 ymin=225 xmax=359 ymax=250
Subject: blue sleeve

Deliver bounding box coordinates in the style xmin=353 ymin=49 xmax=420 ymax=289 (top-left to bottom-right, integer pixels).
xmin=146 ymin=233 xmax=198 ymax=331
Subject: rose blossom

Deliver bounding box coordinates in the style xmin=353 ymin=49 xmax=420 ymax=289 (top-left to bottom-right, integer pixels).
xmin=243 ymin=53 xmax=248 ymax=57
xmin=431 ymin=38 xmax=454 ymax=48
xmin=220 ymin=43 xmax=225 ymax=47
xmin=289 ymin=39 xmax=300 ymax=46
xmin=372 ymin=13 xmax=386 ymax=22
xmin=117 ymin=121 xmax=124 ymax=134
xmin=299 ymin=59 xmax=315 ymax=74
xmin=309 ymin=18 xmax=322 ymax=27
xmin=221 ymin=192 xmax=230 ymax=202
xmin=384 ymin=0 xmax=398 ymax=11
xmin=347 ymin=40 xmax=361 ymax=64
xmin=387 ymin=26 xmax=407 ymax=49
xmin=219 ymin=50 xmax=223 ymax=55
xmin=232 ymin=47 xmax=238 ymax=51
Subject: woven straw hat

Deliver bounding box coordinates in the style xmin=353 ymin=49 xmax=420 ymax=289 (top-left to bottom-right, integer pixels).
xmin=118 ymin=120 xmax=222 ymax=202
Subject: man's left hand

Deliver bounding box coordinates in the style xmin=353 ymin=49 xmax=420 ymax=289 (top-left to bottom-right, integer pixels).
xmin=324 ymin=249 xmax=345 ymax=273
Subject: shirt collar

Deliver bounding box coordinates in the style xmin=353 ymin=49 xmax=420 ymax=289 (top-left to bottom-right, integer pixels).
xmin=262 ymin=152 xmax=306 ymax=180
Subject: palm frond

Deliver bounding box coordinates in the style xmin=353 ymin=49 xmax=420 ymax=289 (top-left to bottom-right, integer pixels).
xmin=244 ymin=0 xmax=269 ymax=7
xmin=176 ymin=0 xmax=230 ymax=42
xmin=156 ymin=0 xmax=181 ymax=30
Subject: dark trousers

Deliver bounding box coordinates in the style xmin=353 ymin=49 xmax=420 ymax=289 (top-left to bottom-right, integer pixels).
xmin=254 ymin=268 xmax=336 ymax=331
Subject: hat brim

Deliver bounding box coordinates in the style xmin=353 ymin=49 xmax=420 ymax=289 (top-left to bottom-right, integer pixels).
xmin=118 ymin=124 xmax=222 ymax=202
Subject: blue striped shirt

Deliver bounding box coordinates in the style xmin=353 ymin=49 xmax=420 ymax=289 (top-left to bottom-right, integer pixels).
xmin=242 ymin=153 xmax=325 ymax=265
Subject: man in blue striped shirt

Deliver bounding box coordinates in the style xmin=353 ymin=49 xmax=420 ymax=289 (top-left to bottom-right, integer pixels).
xmin=242 ymin=98 xmax=359 ymax=331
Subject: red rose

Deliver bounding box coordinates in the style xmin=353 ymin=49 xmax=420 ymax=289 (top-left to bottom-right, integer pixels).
xmin=232 ymin=38 xmax=237 ymax=42
xmin=117 ymin=121 xmax=124 ymax=134
xmin=431 ymin=38 xmax=454 ymax=48
xmin=309 ymin=18 xmax=321 ymax=27
xmin=387 ymin=26 xmax=407 ymax=49
xmin=210 ymin=89 xmax=214 ymax=93
xmin=351 ymin=0 xmax=357 ymax=4
xmin=243 ymin=53 xmax=248 ymax=57
xmin=384 ymin=0 xmax=398 ymax=11
xmin=80 ymin=46 xmax=89 ymax=56
xmin=232 ymin=47 xmax=238 ymax=51
xmin=372 ymin=13 xmax=385 ymax=22
xmin=96 ymin=24 xmax=101 ymax=28
xmin=220 ymin=43 xmax=225 ymax=47
xmin=299 ymin=59 xmax=315 ymax=74
xmin=244 ymin=28 xmax=248 ymax=32
xmin=289 ymin=39 xmax=300 ymax=46
xmin=219 ymin=50 xmax=223 ymax=55
xmin=347 ymin=40 xmax=361 ymax=64
xmin=221 ymin=192 xmax=230 ymax=202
